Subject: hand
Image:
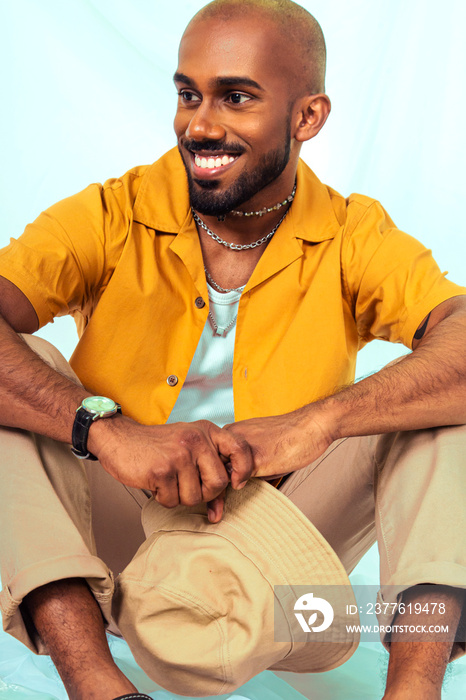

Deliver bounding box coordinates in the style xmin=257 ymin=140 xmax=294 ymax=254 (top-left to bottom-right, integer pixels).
xmin=89 ymin=416 xmax=253 ymax=520
xmin=224 ymin=407 xmax=335 ymax=480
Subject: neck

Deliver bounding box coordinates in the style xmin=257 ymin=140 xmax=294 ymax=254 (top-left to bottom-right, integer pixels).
xmin=193 ymin=176 xmax=297 ymax=246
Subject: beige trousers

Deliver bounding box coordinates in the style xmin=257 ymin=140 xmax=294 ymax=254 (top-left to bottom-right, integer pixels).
xmin=0 ymin=335 xmax=465 ymax=655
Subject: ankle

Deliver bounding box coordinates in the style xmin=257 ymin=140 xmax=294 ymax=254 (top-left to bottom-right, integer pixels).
xmin=383 ymin=683 xmax=440 ymax=700
xmin=66 ymin=665 xmax=137 ymax=700
xmin=384 ymin=664 xmax=443 ymax=700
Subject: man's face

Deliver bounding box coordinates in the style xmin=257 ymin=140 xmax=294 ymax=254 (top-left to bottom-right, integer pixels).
xmin=174 ymin=14 xmax=299 ymax=217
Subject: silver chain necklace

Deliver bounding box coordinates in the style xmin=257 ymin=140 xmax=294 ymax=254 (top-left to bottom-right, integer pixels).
xmin=208 ymin=310 xmax=238 ymax=337
xmin=192 ymin=207 xmax=289 ymax=251
xmin=205 ymin=271 xmax=244 ymax=336
xmin=204 ymin=267 xmax=245 ymax=293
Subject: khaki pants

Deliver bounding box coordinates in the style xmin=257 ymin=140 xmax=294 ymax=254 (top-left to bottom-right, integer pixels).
xmin=0 ymin=335 xmax=465 ymax=655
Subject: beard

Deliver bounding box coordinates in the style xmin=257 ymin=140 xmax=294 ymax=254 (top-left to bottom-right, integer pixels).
xmin=178 ymin=125 xmax=292 ymax=217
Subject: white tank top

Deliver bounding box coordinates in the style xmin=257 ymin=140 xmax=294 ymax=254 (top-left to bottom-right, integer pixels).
xmin=166 ymin=282 xmax=242 ymax=427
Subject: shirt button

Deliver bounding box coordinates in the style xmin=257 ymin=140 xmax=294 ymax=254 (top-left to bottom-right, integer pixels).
xmin=167 ymin=375 xmax=178 ymax=387
xmin=194 ymin=296 xmax=205 ymax=309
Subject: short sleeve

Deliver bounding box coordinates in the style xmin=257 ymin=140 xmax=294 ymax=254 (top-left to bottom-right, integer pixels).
xmin=0 ymin=175 xmax=136 ymax=329
xmin=342 ymin=197 xmax=466 ymax=349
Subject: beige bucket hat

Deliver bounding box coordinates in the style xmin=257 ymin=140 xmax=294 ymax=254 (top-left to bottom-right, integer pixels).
xmin=113 ymin=478 xmax=359 ymax=696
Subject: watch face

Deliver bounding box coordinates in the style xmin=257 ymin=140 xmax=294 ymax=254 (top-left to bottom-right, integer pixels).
xmin=82 ymin=396 xmax=117 ymax=414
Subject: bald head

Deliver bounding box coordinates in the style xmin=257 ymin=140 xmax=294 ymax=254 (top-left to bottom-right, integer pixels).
xmin=186 ymin=0 xmax=326 ymax=96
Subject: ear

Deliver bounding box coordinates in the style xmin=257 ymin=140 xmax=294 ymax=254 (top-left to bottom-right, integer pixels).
xmin=293 ymin=94 xmax=331 ymax=143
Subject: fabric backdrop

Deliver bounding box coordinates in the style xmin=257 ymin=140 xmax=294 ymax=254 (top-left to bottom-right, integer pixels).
xmin=0 ymin=1 xmax=465 ymax=698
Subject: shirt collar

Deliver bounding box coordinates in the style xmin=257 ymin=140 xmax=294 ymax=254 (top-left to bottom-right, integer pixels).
xmin=133 ymin=146 xmax=342 ymax=243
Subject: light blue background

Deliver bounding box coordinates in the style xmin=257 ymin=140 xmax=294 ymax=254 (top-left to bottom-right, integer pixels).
xmin=1 ymin=1 xmax=465 ymax=698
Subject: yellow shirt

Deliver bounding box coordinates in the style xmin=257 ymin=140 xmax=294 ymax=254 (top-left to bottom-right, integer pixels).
xmin=0 ymin=148 xmax=464 ymax=424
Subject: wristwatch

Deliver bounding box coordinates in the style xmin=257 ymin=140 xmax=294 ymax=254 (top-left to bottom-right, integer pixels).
xmin=71 ymin=396 xmax=122 ymax=461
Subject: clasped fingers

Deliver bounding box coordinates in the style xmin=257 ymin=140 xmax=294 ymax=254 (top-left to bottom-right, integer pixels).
xmin=210 ymin=424 xmax=254 ymax=489
xmin=150 ymin=421 xmax=240 ymax=509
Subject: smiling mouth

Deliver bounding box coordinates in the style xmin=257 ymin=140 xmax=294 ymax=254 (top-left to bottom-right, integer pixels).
xmin=192 ymin=153 xmax=238 ymax=170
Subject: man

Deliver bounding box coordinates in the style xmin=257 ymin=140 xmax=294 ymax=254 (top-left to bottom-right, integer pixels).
xmin=0 ymin=1 xmax=465 ymax=699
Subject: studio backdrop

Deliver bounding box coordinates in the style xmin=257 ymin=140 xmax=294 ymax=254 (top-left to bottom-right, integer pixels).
xmin=0 ymin=2 xmax=465 ymax=699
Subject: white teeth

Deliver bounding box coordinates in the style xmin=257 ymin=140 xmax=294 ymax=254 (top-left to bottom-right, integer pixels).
xmin=193 ymin=153 xmax=237 ymax=169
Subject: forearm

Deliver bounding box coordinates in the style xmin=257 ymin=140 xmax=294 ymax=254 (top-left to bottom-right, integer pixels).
xmin=0 ymin=315 xmax=252 ymax=511
xmin=313 ymin=305 xmax=466 ymax=440
xmin=0 ymin=314 xmax=93 ymax=444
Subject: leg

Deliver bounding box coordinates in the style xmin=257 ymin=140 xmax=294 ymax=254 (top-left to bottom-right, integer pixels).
xmin=384 ymin=585 xmax=464 ymax=700
xmin=0 ymin=422 xmax=137 ymax=698
xmin=278 ymin=426 xmax=466 ymax=697
xmin=25 ymin=578 xmax=137 ymax=700
xmin=0 ymin=335 xmax=146 ymax=697
xmin=278 ymin=435 xmax=378 ymax=573
xmin=375 ymin=427 xmax=466 ymax=698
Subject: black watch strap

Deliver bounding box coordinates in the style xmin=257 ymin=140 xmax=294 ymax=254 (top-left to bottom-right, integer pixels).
xmin=71 ymin=408 xmax=99 ymax=460
xmin=71 ymin=404 xmax=122 ymax=461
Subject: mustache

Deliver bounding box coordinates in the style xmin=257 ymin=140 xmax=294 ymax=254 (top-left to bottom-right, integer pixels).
xmin=182 ymin=139 xmax=245 ymax=155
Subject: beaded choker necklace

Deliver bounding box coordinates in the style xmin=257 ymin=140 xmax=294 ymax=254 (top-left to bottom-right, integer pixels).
xmin=217 ymin=182 xmax=296 ymax=221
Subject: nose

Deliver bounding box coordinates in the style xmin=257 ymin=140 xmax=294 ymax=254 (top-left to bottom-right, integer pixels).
xmin=185 ymin=101 xmax=226 ymax=142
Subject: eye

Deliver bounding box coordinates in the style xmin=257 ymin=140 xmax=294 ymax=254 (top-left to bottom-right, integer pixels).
xmin=178 ymin=89 xmax=201 ymax=104
xmin=227 ymin=92 xmax=251 ymax=105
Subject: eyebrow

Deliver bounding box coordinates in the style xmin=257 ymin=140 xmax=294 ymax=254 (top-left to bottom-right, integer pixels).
xmin=173 ymin=72 xmax=196 ymax=87
xmin=173 ymin=72 xmax=264 ymax=92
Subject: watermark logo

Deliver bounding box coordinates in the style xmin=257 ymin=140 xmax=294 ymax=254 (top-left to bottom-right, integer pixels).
xmin=275 ymin=585 xmax=463 ymax=644
xmin=293 ymin=592 xmax=334 ymax=633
